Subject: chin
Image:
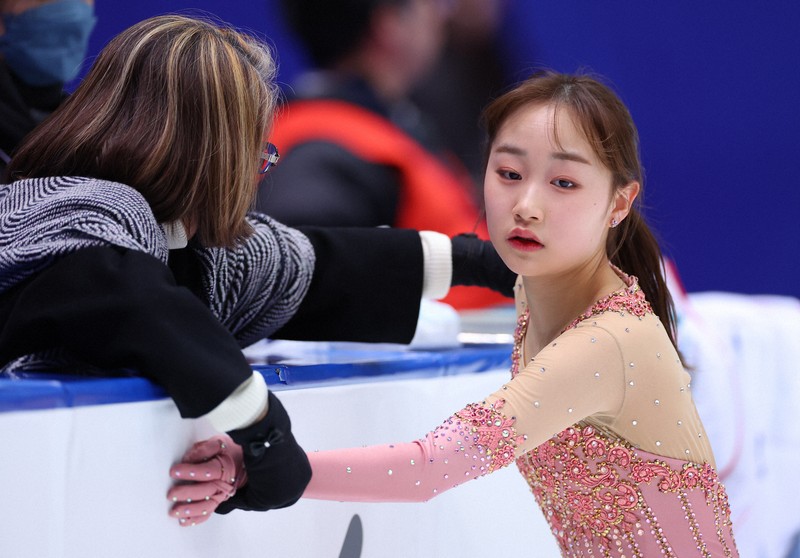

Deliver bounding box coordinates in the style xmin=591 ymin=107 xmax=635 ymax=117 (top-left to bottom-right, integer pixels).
xmin=498 ymin=254 xmax=530 ymax=278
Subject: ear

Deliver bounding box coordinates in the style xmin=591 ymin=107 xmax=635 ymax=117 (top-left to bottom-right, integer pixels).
xmin=610 ymin=181 xmax=640 ymax=226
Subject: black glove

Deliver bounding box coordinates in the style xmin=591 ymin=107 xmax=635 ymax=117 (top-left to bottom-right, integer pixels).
xmin=451 ymin=233 xmax=516 ymax=298
xmin=216 ymin=391 xmax=311 ymax=513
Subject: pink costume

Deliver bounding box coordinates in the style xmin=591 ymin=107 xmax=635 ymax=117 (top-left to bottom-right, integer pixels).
xmin=304 ymin=270 xmax=739 ymax=557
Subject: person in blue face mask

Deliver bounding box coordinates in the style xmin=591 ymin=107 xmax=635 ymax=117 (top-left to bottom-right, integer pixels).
xmin=0 ymin=0 xmax=96 ymax=180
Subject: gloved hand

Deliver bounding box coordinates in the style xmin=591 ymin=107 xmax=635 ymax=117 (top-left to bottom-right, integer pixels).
xmin=168 ymin=435 xmax=244 ymax=526
xmin=451 ymin=233 xmax=516 ymax=298
xmin=216 ymin=391 xmax=312 ymax=514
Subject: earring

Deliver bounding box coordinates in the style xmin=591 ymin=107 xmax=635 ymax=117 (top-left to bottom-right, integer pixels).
xmin=610 ymin=218 xmax=619 ymax=228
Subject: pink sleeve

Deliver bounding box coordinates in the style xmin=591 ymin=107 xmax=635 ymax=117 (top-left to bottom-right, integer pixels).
xmin=303 ymin=400 xmax=525 ymax=502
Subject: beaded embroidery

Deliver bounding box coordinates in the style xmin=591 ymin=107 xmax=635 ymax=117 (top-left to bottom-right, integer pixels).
xmin=562 ymin=271 xmax=652 ymax=333
xmin=517 ymin=424 xmax=736 ymax=556
xmin=511 ymin=269 xmax=738 ymax=557
xmin=454 ymin=399 xmax=524 ymax=473
xmin=511 ymin=270 xmax=651 ymax=378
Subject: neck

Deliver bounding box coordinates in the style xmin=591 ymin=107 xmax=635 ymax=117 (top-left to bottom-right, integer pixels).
xmin=522 ymin=259 xmax=625 ymax=353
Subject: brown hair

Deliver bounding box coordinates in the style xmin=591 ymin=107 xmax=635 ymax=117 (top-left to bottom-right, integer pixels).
xmin=8 ymin=14 xmax=279 ymax=247
xmin=482 ymin=71 xmax=682 ymax=355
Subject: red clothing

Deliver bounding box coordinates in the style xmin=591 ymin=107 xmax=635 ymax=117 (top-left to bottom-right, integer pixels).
xmin=271 ymin=100 xmax=508 ymax=310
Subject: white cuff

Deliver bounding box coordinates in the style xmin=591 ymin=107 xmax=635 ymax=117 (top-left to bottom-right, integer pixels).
xmin=162 ymin=221 xmax=188 ymax=249
xmin=419 ymin=231 xmax=452 ymax=300
xmin=202 ymin=371 xmax=269 ymax=432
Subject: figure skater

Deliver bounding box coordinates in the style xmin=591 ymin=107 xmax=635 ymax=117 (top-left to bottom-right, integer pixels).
xmin=168 ymin=71 xmax=739 ymax=557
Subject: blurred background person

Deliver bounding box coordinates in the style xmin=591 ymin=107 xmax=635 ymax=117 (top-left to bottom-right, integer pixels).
xmin=410 ymin=0 xmax=512 ymax=188
xmin=256 ymin=0 xmax=508 ymax=310
xmin=0 ymin=0 xmax=96 ymax=179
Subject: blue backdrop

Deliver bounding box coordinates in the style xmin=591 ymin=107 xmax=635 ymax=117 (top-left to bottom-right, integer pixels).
xmin=77 ymin=1 xmax=800 ymax=298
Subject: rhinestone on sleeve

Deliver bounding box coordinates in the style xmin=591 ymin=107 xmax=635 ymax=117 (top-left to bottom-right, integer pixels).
xmin=453 ymin=399 xmax=524 ymax=474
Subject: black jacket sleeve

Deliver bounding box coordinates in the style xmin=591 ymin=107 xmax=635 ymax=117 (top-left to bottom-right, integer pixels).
xmin=0 ymin=246 xmax=252 ymax=418
xmin=273 ymin=226 xmax=424 ymax=344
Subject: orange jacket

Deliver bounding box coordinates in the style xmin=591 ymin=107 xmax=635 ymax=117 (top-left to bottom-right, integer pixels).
xmin=271 ymin=100 xmax=509 ymax=310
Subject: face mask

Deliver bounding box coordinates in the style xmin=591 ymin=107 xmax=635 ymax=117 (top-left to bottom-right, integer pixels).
xmin=0 ymin=0 xmax=97 ymax=87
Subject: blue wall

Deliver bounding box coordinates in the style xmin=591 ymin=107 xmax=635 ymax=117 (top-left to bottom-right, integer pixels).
xmin=78 ymin=1 xmax=800 ymax=298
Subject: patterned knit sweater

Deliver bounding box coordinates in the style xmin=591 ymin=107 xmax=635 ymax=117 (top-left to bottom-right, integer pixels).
xmin=0 ymin=176 xmax=315 ymax=354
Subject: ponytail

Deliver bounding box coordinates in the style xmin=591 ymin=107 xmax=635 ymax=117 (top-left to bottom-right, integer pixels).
xmin=609 ymin=208 xmax=685 ymax=365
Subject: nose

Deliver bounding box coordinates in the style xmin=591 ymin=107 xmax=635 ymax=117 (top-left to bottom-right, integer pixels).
xmin=512 ymin=182 xmax=544 ymax=222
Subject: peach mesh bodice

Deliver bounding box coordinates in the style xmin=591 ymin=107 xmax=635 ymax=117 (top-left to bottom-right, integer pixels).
xmin=506 ymin=274 xmax=738 ymax=556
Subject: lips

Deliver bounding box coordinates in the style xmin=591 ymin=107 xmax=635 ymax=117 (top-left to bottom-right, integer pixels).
xmin=507 ymin=228 xmax=543 ymax=251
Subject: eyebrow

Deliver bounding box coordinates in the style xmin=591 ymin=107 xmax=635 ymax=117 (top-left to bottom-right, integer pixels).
xmin=552 ymin=151 xmax=592 ymax=165
xmin=493 ymin=143 xmax=592 ymax=165
xmin=493 ymin=143 xmax=526 ymax=156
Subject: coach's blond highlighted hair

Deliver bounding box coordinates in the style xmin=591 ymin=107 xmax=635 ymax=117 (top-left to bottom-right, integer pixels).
xmin=9 ymin=14 xmax=279 ymax=246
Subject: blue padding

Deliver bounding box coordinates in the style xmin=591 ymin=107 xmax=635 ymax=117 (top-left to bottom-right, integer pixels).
xmin=0 ymin=373 xmax=168 ymax=411
xmin=257 ymin=345 xmax=512 ymax=387
xmin=0 ymin=378 xmax=67 ymax=412
xmin=0 ymin=344 xmax=512 ymax=412
xmin=61 ymin=376 xmax=168 ymax=406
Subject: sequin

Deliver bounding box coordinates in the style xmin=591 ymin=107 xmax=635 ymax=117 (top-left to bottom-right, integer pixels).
xmin=562 ymin=271 xmax=653 ymax=332
xmin=452 ymin=401 xmax=523 ymax=474
xmin=507 ymin=268 xmax=738 ymax=557
xmin=517 ymin=423 xmax=738 ymax=557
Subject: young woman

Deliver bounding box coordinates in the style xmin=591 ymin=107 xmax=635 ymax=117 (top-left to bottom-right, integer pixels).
xmin=169 ymin=71 xmax=739 ymax=556
xmin=0 ymin=14 xmax=514 ymax=516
